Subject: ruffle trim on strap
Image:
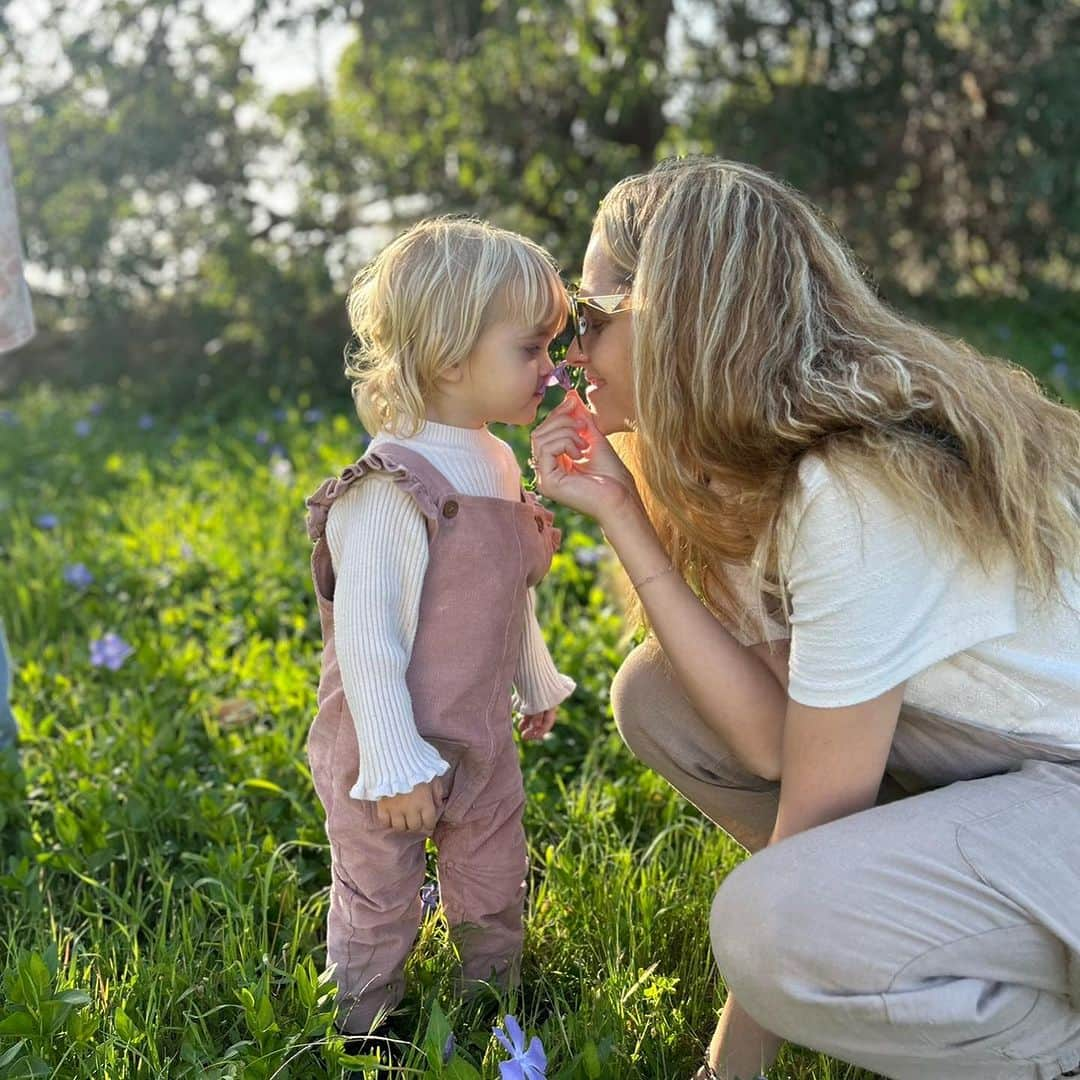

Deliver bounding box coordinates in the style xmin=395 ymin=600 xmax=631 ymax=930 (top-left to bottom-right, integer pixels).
xmin=305 ymin=450 xmax=442 ymax=542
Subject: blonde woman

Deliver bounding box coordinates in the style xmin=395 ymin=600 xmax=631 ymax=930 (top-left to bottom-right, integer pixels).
xmin=530 ymin=158 xmax=1080 ymax=1080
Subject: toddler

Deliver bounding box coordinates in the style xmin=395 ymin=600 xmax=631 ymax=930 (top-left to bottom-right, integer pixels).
xmin=304 ymin=217 xmax=576 ymax=1037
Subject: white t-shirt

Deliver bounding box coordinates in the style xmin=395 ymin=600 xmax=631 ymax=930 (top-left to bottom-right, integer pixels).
xmin=753 ymin=457 xmax=1080 ymax=748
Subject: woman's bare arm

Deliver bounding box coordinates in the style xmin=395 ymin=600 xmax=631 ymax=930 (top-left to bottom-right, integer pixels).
xmin=602 ymin=501 xmax=788 ymax=781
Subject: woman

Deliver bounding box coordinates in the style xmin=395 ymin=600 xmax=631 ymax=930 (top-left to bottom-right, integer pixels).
xmin=530 ymin=157 xmax=1080 ymax=1080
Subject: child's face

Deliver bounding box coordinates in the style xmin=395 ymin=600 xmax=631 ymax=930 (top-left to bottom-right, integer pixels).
xmin=458 ymin=318 xmax=559 ymax=426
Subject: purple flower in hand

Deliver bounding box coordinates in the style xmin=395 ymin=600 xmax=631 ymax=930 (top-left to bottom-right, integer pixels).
xmin=90 ymin=633 xmax=134 ymax=671
xmin=493 ymin=1015 xmax=546 ymax=1080
xmin=544 ymin=363 xmax=575 ymax=392
xmin=63 ymin=563 xmax=94 ymax=588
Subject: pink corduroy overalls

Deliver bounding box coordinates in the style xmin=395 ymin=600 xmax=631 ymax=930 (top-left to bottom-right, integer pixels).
xmin=304 ymin=443 xmax=561 ymax=1034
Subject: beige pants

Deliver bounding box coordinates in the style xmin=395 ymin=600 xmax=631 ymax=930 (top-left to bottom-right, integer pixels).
xmin=612 ymin=638 xmax=1080 ymax=1080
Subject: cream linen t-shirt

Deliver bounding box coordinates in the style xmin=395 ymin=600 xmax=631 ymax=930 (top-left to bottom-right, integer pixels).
xmin=745 ymin=457 xmax=1079 ymax=748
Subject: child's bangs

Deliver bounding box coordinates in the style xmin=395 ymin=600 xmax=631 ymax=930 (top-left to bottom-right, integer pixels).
xmin=495 ymin=249 xmax=572 ymax=337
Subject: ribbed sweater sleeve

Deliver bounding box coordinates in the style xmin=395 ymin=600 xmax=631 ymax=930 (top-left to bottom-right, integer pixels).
xmin=325 ymin=477 xmax=450 ymax=800
xmin=513 ymin=587 xmax=576 ymax=714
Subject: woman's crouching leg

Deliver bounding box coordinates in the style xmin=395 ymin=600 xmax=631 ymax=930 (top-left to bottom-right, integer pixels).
xmin=611 ymin=635 xmax=779 ymax=852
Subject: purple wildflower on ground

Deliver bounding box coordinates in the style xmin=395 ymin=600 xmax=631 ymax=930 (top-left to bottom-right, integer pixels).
xmin=493 ymin=1015 xmax=546 ymax=1080
xmin=442 ymin=1032 xmax=456 ymax=1064
xmin=1051 ymin=343 xmax=1068 ymax=360
xmin=35 ymin=514 xmax=59 ymax=530
xmin=419 ymin=881 xmax=439 ymax=919
xmin=63 ymin=563 xmax=94 ymax=588
xmin=90 ymin=633 xmax=134 ymax=671
xmin=272 ymin=407 xmax=288 ymax=422
xmin=574 ymin=544 xmax=608 ymax=567
xmin=303 ymin=407 xmax=324 ymax=423
xmin=994 ymin=324 xmax=1012 ymax=340
xmin=74 ymin=419 xmax=92 ymax=437
xmin=138 ymin=414 xmax=155 ymax=430
xmin=0 ymin=409 xmax=18 ymax=425
xmin=254 ymin=429 xmax=271 ymax=446
xmin=88 ymin=401 xmax=105 ymax=416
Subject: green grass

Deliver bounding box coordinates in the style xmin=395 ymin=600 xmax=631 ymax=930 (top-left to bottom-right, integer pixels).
xmin=0 ymin=300 xmax=1075 ymax=1078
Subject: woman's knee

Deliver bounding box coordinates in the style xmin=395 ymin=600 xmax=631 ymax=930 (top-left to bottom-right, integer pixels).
xmin=611 ymin=638 xmax=670 ymax=761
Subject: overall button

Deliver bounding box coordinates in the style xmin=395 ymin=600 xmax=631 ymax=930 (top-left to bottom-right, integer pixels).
xmin=442 ymin=500 xmax=459 ymax=518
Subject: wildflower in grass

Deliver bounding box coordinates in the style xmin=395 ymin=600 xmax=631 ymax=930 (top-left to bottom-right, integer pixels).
xmin=303 ymin=407 xmax=324 ymax=423
xmin=994 ymin=324 xmax=1011 ymax=340
xmin=1051 ymin=343 xmax=1068 ymax=360
xmin=90 ymin=633 xmax=134 ymax=671
xmin=574 ymin=544 xmax=608 ymax=567
xmin=254 ymin=429 xmax=270 ymax=445
xmin=138 ymin=414 xmax=154 ymax=430
xmin=442 ymin=1031 xmax=456 ymax=1064
xmin=74 ymin=419 xmax=92 ymax=437
xmin=0 ymin=409 xmax=17 ymax=425
xmin=271 ymin=456 xmax=294 ymax=485
xmin=272 ymin=407 xmax=288 ymax=422
xmin=419 ymin=881 xmax=439 ymax=919
xmin=35 ymin=513 xmax=59 ymax=530
xmin=88 ymin=401 xmax=105 ymax=416
xmin=1051 ymin=362 xmax=1070 ymax=389
xmin=493 ymin=1015 xmax=546 ymax=1080
xmin=63 ymin=563 xmax=94 ymax=588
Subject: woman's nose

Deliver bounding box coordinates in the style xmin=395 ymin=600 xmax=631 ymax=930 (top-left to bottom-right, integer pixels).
xmin=565 ymin=338 xmax=586 ymax=366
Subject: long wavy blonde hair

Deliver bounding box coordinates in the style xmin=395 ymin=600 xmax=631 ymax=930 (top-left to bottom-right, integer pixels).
xmin=596 ymin=158 xmax=1080 ymax=637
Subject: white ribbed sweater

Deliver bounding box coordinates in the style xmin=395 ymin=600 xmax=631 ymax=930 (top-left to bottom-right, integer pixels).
xmin=325 ymin=420 xmax=576 ymax=801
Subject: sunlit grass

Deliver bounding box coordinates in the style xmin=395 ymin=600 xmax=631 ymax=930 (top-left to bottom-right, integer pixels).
xmin=1 ymin=298 xmax=1074 ymax=1077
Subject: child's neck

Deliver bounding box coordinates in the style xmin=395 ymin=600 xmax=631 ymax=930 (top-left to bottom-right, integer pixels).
xmin=423 ymin=402 xmax=487 ymax=430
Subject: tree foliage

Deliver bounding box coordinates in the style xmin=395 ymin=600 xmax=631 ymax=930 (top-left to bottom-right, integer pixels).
xmin=3 ymin=0 xmax=1077 ymax=401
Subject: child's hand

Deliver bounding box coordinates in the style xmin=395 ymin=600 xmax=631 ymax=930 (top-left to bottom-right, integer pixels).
xmin=519 ymin=707 xmax=557 ymax=741
xmin=376 ymin=780 xmax=437 ymax=832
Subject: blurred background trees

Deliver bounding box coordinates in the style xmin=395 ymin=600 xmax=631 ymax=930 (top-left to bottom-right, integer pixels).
xmin=2 ymin=0 xmax=1077 ymax=407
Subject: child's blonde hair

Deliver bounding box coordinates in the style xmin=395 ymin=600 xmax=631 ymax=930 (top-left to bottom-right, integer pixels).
xmin=345 ymin=216 xmax=571 ymax=436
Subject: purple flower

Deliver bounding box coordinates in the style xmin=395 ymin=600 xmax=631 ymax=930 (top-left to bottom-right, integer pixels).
xmin=88 ymin=401 xmax=106 ymax=416
xmin=63 ymin=563 xmax=94 ymax=588
xmin=138 ymin=414 xmax=155 ymax=430
xmin=0 ymin=409 xmax=18 ymax=425
xmin=419 ymin=881 xmax=440 ymax=920
xmin=74 ymin=419 xmax=92 ymax=437
xmin=442 ymin=1032 xmax=456 ymax=1064
xmin=303 ymin=407 xmax=324 ymax=423
xmin=272 ymin=407 xmax=288 ymax=422
xmin=1051 ymin=362 xmax=1070 ymax=386
xmin=1051 ymin=342 xmax=1068 ymax=360
xmin=994 ymin=324 xmax=1012 ymax=340
xmin=574 ymin=545 xmax=607 ymax=567
xmin=545 ymin=363 xmax=575 ymax=391
xmin=35 ymin=514 xmax=59 ymax=530
xmin=493 ymin=1015 xmax=546 ymax=1080
xmin=90 ymin=633 xmax=134 ymax=671
xmin=254 ymin=429 xmax=271 ymax=446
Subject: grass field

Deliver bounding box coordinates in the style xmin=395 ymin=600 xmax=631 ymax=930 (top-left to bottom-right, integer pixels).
xmin=0 ymin=296 xmax=1076 ymax=1078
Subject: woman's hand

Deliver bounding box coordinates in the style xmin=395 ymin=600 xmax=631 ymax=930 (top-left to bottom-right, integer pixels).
xmin=529 ymin=391 xmax=639 ymax=525
xmin=375 ymin=780 xmax=437 ymax=832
